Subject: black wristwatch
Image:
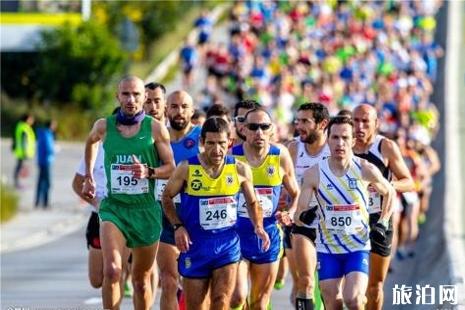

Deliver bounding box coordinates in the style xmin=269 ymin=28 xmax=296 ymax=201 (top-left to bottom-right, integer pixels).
xmin=173 ymin=223 xmax=184 ymax=231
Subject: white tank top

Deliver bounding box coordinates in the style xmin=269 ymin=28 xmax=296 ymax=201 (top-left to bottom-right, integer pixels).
xmin=294 ymin=141 xmax=330 ymax=228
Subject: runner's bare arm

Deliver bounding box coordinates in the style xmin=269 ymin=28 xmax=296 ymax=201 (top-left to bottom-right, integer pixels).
xmin=152 ymin=119 xmax=176 ymax=179
xmin=72 ymin=173 xmax=99 ymax=208
xmin=84 ymin=118 xmax=106 ymax=177
xmin=362 ymin=160 xmax=395 ymax=222
xmin=237 ymin=160 xmax=270 ymax=251
xmin=162 ymin=161 xmax=188 ymax=226
xmin=278 ymin=145 xmax=300 ymax=224
xmin=294 ymin=165 xmax=319 ymax=226
xmin=83 ymin=119 xmax=106 ymax=198
xmin=382 ymin=138 xmax=414 ymax=192
xmin=287 ymin=140 xmax=298 ymax=165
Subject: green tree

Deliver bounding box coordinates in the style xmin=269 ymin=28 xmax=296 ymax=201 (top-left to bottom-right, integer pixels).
xmin=37 ymin=20 xmax=127 ymax=110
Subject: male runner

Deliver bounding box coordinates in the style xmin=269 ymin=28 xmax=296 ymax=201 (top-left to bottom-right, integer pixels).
xmin=233 ymin=99 xmax=257 ymax=145
xmin=231 ymin=107 xmax=300 ymax=309
xmin=157 ymin=90 xmax=201 ymax=310
xmin=82 ymin=76 xmax=175 ymax=310
xmin=288 ymin=102 xmax=330 ymax=310
xmin=144 ymin=82 xmax=167 ymax=123
xmin=162 ymin=117 xmax=270 ymax=310
xmin=352 ymin=104 xmax=414 ymax=310
xmin=296 ymin=116 xmax=395 ymax=310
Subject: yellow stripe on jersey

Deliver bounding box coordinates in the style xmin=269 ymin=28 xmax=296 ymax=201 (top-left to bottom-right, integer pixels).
xmin=186 ymin=162 xmax=240 ymax=196
xmin=234 ymin=153 xmax=282 ymax=187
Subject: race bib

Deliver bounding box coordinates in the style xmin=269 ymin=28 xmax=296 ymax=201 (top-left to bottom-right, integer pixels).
xmin=325 ymin=204 xmax=364 ymax=234
xmin=238 ymin=188 xmax=274 ymax=218
xmin=367 ymin=185 xmax=381 ymax=214
xmin=110 ymin=164 xmax=149 ymax=195
xmin=199 ymin=197 xmax=237 ymax=230
xmin=154 ymin=179 xmax=180 ymax=203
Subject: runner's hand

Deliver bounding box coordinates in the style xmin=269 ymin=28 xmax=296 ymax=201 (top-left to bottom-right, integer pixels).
xmin=299 ymin=206 xmax=318 ymax=226
xmin=370 ymin=222 xmax=387 ymax=244
xmin=82 ymin=176 xmax=96 ymax=200
xmin=131 ymin=154 xmax=147 ymax=179
xmin=275 ymin=210 xmax=293 ymax=226
xmin=255 ymin=226 xmax=270 ymax=252
xmin=175 ymin=227 xmax=192 ymax=253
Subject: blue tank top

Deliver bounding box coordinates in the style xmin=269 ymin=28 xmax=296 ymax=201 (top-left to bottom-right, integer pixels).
xmin=171 ymin=126 xmax=201 ymax=164
xmin=179 ymin=155 xmax=241 ymax=241
xmin=232 ymin=144 xmax=283 ymax=232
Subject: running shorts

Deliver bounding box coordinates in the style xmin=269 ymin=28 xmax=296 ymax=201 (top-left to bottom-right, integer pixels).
xmin=86 ymin=211 xmax=101 ymax=249
xmin=239 ymin=224 xmax=283 ymax=264
xmin=291 ymin=224 xmax=317 ymax=244
xmin=99 ymin=199 xmax=162 ymax=248
xmin=178 ymin=231 xmax=240 ymax=278
xmin=317 ymin=251 xmax=369 ymax=281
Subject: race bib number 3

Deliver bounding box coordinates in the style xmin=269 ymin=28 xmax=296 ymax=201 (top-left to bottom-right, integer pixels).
xmin=199 ymin=197 xmax=237 ymax=230
xmin=325 ymin=204 xmax=364 ymax=234
xmin=110 ymin=164 xmax=149 ymax=195
xmin=367 ymin=185 xmax=381 ymax=214
xmin=238 ymin=188 xmax=274 ymax=218
xmin=154 ymin=179 xmax=180 ymax=203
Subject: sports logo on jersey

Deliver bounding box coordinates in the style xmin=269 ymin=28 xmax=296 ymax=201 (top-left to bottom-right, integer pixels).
xmin=267 ymin=165 xmax=275 ymax=176
xmin=185 ymin=257 xmax=192 ymax=269
xmin=226 ymin=174 xmax=234 ymax=185
xmin=326 ymin=183 xmax=334 ymax=190
xmin=299 ymin=152 xmax=304 ymax=158
xmin=348 ymin=178 xmax=358 ymax=190
xmin=191 ymin=179 xmax=202 ymax=191
xmin=193 ymin=169 xmax=202 ymax=177
xmin=184 ymin=138 xmax=196 ymax=149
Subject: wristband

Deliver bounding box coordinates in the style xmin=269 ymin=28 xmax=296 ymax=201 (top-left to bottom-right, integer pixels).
xmin=173 ymin=223 xmax=184 ymax=231
xmin=148 ymin=167 xmax=156 ymax=179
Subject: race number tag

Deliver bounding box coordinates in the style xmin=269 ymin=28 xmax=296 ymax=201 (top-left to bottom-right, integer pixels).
xmin=367 ymin=185 xmax=381 ymax=214
xmin=325 ymin=204 xmax=363 ymax=234
xmin=199 ymin=197 xmax=237 ymax=230
xmin=238 ymin=188 xmax=274 ymax=218
xmin=110 ymin=164 xmax=149 ymax=194
xmin=154 ymin=179 xmax=180 ymax=203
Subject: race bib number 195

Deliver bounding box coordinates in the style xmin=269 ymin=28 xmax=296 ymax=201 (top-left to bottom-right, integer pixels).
xmin=110 ymin=164 xmax=149 ymax=195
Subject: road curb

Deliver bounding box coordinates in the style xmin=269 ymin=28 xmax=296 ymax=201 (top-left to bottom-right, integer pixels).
xmin=0 ymin=211 xmax=87 ymax=254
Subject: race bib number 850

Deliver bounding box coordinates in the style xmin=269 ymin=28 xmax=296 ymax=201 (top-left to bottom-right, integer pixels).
xmin=325 ymin=204 xmax=364 ymax=234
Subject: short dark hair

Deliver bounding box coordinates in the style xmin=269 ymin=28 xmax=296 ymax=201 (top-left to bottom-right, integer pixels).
xmin=206 ymin=104 xmax=231 ymax=121
xmin=145 ymin=82 xmax=166 ymax=94
xmin=297 ymin=102 xmax=330 ymax=124
xmin=234 ymin=99 xmax=258 ymax=117
xmin=192 ymin=109 xmax=206 ymax=120
xmin=201 ymin=117 xmax=230 ymax=139
xmin=327 ymin=116 xmax=354 ymax=137
xmin=337 ymin=109 xmax=352 ymax=118
xmin=244 ymin=107 xmax=272 ymax=123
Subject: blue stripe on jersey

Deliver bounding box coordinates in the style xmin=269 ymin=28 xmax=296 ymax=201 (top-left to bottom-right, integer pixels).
xmin=231 ymin=144 xmax=244 ymax=156
xmin=345 ymin=174 xmax=368 ymax=207
xmin=321 ymin=170 xmax=351 ymax=204
xmin=352 ymin=158 xmax=362 ymax=170
xmin=317 ymin=223 xmax=333 ymax=254
xmin=333 ymin=234 xmax=351 ymax=252
xmin=351 ymin=234 xmax=365 ymax=246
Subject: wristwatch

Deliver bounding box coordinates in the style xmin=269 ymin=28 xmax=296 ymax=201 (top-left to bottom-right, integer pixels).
xmin=173 ymin=223 xmax=184 ymax=231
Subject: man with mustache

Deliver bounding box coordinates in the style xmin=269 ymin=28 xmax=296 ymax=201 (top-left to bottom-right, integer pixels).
xmin=287 ymin=102 xmax=330 ymax=310
xmin=157 ymin=90 xmax=201 ymax=309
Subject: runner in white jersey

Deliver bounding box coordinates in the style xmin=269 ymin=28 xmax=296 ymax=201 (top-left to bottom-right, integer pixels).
xmin=296 ymin=116 xmax=395 ymax=310
xmin=287 ymin=102 xmax=330 ymax=309
xmin=72 ymin=143 xmax=108 ymax=289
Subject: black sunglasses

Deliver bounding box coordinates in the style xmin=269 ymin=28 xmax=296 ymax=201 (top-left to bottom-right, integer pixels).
xmin=246 ymin=123 xmax=272 ymax=131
